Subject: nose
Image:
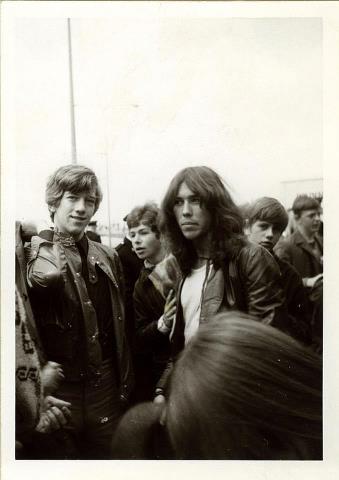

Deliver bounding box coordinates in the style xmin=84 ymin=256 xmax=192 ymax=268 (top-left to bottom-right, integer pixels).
xmin=74 ymin=197 xmax=86 ymax=213
xmin=182 ymin=200 xmax=192 ymax=217
xmin=265 ymin=226 xmax=273 ymax=239
xmin=132 ymin=233 xmax=141 ymax=246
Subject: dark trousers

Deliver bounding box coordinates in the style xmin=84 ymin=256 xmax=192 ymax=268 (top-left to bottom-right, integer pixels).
xmin=55 ymin=358 xmax=123 ymax=459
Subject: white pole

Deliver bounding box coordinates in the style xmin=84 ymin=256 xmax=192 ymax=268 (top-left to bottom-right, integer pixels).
xmin=67 ymin=18 xmax=77 ymax=164
xmin=105 ymin=154 xmax=112 ymax=248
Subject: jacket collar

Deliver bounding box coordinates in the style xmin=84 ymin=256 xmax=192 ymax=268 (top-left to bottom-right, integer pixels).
xmin=293 ymin=230 xmax=322 ymax=258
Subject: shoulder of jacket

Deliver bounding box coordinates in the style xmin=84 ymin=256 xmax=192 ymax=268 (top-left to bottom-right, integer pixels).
xmin=90 ymin=240 xmax=119 ymax=258
xmin=237 ymin=240 xmax=268 ymax=260
xmin=29 ymin=234 xmax=56 ymax=254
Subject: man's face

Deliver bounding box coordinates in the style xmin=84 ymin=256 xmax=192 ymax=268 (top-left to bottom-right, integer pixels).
xmin=129 ymin=223 xmax=162 ymax=264
xmin=296 ymin=209 xmax=321 ymax=236
xmin=248 ymin=220 xmax=282 ymax=252
xmin=53 ymin=190 xmax=96 ymax=241
xmin=173 ymin=182 xmax=212 ymax=245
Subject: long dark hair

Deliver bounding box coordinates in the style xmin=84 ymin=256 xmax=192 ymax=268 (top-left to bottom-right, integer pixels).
xmin=166 ymin=312 xmax=322 ymax=460
xmin=160 ymin=166 xmax=245 ymax=275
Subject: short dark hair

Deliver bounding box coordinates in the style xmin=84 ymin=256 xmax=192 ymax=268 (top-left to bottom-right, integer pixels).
xmin=247 ymin=197 xmax=288 ymax=234
xmin=160 ymin=166 xmax=245 ymax=275
xmin=292 ymin=195 xmax=320 ymax=217
xmin=166 ymin=312 xmax=322 ymax=460
xmin=126 ymin=202 xmax=160 ymax=236
xmin=46 ymin=164 xmax=103 ymax=220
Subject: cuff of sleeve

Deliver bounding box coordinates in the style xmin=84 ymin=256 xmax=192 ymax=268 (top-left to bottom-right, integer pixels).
xmin=157 ymin=315 xmax=170 ymax=334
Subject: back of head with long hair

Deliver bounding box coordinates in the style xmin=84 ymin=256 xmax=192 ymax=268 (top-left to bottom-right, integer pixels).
xmin=166 ymin=312 xmax=322 ymax=460
xmin=160 ymin=166 xmax=245 ymax=275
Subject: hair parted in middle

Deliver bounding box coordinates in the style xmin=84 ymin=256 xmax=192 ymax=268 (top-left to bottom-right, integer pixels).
xmin=247 ymin=196 xmax=289 ymax=234
xmin=160 ymin=166 xmax=245 ymax=275
xmin=126 ymin=202 xmax=161 ymax=237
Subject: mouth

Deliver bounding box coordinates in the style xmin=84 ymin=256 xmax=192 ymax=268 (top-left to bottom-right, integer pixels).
xmin=135 ymin=248 xmax=146 ymax=255
xmin=181 ymin=222 xmax=197 ymax=227
xmin=260 ymin=241 xmax=273 ymax=249
xmin=70 ymin=216 xmax=87 ymax=222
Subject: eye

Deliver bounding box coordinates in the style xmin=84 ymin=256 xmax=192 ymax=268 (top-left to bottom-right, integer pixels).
xmin=258 ymin=222 xmax=268 ymax=230
xmin=191 ymin=196 xmax=201 ymax=204
xmin=174 ymin=198 xmax=184 ymax=206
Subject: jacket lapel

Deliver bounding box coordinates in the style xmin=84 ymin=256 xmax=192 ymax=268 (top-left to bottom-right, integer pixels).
xmin=294 ymin=230 xmax=321 ymax=260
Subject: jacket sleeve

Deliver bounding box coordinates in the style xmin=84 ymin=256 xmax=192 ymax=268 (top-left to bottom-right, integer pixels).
xmin=155 ymin=358 xmax=174 ymax=395
xmin=133 ymin=280 xmax=166 ymax=354
xmin=239 ymin=243 xmax=287 ymax=328
xmin=27 ymin=236 xmax=65 ymax=291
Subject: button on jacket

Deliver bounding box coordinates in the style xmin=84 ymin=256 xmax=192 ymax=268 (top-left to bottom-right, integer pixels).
xmin=27 ymin=231 xmax=134 ymax=401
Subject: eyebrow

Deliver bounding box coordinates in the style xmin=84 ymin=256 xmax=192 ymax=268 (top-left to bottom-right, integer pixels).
xmin=175 ymin=193 xmax=200 ymax=199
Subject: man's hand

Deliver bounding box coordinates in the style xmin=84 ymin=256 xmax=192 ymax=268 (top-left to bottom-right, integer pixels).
xmin=35 ymin=396 xmax=71 ymax=433
xmin=163 ymin=289 xmax=176 ymax=330
xmin=41 ymin=361 xmax=64 ymax=395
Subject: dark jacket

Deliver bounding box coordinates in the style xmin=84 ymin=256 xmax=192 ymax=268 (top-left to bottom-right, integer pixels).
xmin=274 ymin=231 xmax=323 ymax=279
xmin=133 ymin=267 xmax=170 ymax=367
xmin=158 ymin=241 xmax=287 ymax=392
xmin=274 ymin=254 xmax=312 ymax=344
xmin=131 ymin=266 xmax=171 ymax=402
xmin=116 ymin=237 xmax=143 ymax=345
xmin=27 ymin=231 xmax=134 ymax=401
xmin=15 ymin=222 xmax=45 ymax=362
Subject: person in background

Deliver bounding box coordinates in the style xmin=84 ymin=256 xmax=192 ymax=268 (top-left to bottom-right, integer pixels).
xmin=86 ymin=220 xmax=101 ymax=243
xmin=26 ymin=164 xmax=134 ymax=459
xmin=246 ymin=197 xmax=312 ymax=345
xmin=116 ymin=217 xmax=143 ymax=346
xmin=274 ymin=195 xmax=323 ymax=352
xmin=126 ymin=203 xmax=176 ymax=402
xmin=155 ymin=166 xmax=287 ymax=402
xmin=111 ymin=312 xmax=322 ymax=460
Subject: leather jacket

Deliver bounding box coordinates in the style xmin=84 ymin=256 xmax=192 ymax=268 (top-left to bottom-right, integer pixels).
xmin=27 ymin=231 xmax=134 ymax=401
xmin=157 ymin=241 xmax=287 ymax=392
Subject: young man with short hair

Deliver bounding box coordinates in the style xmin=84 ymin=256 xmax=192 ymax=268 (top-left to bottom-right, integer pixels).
xmin=246 ymin=196 xmax=312 ymax=345
xmin=155 ymin=166 xmax=287 ymax=401
xmin=126 ymin=203 xmax=175 ymax=402
xmin=274 ymin=194 xmax=323 ymax=350
xmin=274 ymin=195 xmax=323 ymax=287
xmin=27 ymin=164 xmax=133 ymax=458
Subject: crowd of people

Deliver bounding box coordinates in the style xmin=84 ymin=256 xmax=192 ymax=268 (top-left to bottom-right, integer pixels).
xmin=15 ymin=164 xmax=323 ymax=460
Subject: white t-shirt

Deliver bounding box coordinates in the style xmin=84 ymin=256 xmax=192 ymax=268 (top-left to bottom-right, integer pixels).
xmin=181 ymin=263 xmax=210 ymax=345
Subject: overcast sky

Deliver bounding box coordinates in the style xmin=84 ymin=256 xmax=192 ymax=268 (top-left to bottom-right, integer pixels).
xmin=12 ymin=15 xmax=322 ymax=225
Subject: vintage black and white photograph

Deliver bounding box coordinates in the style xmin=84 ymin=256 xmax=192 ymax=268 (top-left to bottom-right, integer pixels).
xmin=1 ymin=1 xmax=339 ymax=479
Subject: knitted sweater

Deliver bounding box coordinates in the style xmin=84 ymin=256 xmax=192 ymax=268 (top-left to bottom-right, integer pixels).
xmin=15 ymin=286 xmax=43 ymax=441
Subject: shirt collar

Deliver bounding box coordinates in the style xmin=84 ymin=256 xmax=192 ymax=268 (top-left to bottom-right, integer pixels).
xmin=144 ymin=259 xmax=156 ymax=270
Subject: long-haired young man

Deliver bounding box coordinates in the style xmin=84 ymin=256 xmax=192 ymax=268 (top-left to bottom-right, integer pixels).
xmin=155 ymin=166 xmax=287 ymax=401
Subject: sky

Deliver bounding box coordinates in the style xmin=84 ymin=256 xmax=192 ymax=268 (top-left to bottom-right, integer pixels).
xmin=12 ymin=14 xmax=323 ymax=227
